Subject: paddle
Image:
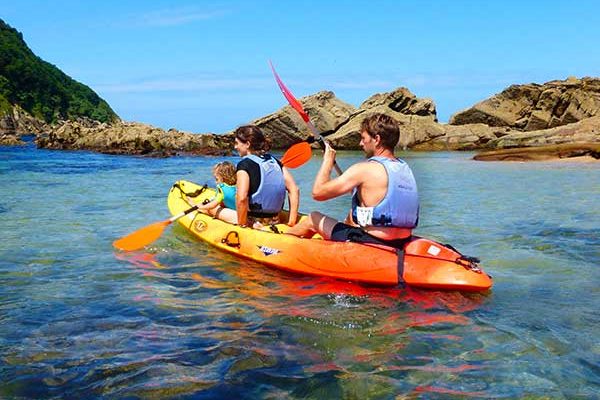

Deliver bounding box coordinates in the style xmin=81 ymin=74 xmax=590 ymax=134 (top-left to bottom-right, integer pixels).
xmin=269 ymin=61 xmax=343 ymax=176
xmin=113 ymin=141 xmax=313 ymax=251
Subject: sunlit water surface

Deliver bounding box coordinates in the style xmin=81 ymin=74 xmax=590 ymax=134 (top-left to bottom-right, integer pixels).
xmin=1 ymin=142 xmax=599 ymax=398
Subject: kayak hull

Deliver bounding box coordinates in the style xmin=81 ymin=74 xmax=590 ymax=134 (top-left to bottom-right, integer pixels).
xmin=168 ymin=180 xmax=493 ymax=292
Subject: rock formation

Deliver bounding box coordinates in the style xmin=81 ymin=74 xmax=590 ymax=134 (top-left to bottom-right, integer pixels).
xmin=0 ymin=105 xmax=49 ymax=144
xmin=246 ymin=91 xmax=357 ymax=149
xmin=247 ymin=87 xmax=442 ymax=151
xmin=359 ymin=87 xmax=437 ymax=121
xmin=474 ymin=143 xmax=600 ymax=161
xmin=36 ymin=118 xmax=232 ymax=157
xmin=485 ymin=115 xmax=600 ymax=148
xmin=3 ymin=76 xmax=600 ymax=156
xmin=450 ymin=77 xmax=600 ymax=131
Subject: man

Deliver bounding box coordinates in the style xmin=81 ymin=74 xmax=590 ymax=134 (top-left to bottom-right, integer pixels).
xmin=287 ymin=113 xmax=418 ymax=247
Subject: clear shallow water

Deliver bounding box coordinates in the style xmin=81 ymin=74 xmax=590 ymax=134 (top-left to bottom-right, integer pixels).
xmin=1 ymin=143 xmax=599 ymax=399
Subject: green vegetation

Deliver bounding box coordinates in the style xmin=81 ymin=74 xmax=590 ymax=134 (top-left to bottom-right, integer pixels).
xmin=0 ymin=18 xmax=118 ymax=123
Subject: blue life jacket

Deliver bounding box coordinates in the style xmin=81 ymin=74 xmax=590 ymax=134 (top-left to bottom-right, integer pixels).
xmin=216 ymin=182 xmax=237 ymax=210
xmin=351 ymin=156 xmax=419 ymax=228
xmin=244 ymin=154 xmax=286 ymax=216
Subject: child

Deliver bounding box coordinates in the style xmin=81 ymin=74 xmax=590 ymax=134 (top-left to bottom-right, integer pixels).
xmin=194 ymin=161 xmax=238 ymax=224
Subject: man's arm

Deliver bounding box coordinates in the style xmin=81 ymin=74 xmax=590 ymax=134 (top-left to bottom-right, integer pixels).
xmin=312 ymin=144 xmax=365 ymax=201
xmin=236 ymin=170 xmax=250 ymax=226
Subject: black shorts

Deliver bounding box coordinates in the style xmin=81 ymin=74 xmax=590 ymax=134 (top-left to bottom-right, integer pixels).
xmin=330 ymin=223 xmax=411 ymax=249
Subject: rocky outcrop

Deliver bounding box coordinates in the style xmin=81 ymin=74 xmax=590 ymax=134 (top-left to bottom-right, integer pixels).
xmin=249 ymin=87 xmax=442 ymax=151
xmin=450 ymin=77 xmax=600 ymax=131
xmin=247 ymin=91 xmax=357 ymax=149
xmin=360 ymin=87 xmax=437 ymax=121
xmin=484 ymin=115 xmax=600 ymax=149
xmin=0 ymin=105 xmax=49 ymax=144
xmin=0 ymin=133 xmax=23 ymax=145
xmin=36 ymin=119 xmax=232 ymax=157
xmin=326 ymin=107 xmax=443 ymax=150
xmin=410 ymin=124 xmax=514 ymax=151
xmin=323 ymin=86 xmax=505 ymax=151
xmin=5 ymin=76 xmax=599 ymax=155
xmin=474 ymin=143 xmax=600 ymax=161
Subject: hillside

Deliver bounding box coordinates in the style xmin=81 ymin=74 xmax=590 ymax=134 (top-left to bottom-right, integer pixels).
xmin=0 ymin=18 xmax=118 ymax=125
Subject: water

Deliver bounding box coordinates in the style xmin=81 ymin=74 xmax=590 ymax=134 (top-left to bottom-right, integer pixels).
xmin=1 ymin=142 xmax=599 ymax=398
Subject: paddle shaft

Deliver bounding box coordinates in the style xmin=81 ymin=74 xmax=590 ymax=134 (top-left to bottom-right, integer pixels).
xmin=269 ymin=61 xmax=343 ymax=176
xmin=305 ymin=120 xmax=343 ymax=176
xmin=169 ymin=203 xmax=200 ymax=223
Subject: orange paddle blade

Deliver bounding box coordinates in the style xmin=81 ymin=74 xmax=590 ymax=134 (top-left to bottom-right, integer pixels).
xmin=281 ymin=141 xmax=312 ymax=168
xmin=113 ymin=220 xmax=172 ymax=251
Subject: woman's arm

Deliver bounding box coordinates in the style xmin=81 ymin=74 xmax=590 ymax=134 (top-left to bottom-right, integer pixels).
xmin=236 ymin=170 xmax=250 ymax=226
xmin=282 ymin=166 xmax=299 ymax=226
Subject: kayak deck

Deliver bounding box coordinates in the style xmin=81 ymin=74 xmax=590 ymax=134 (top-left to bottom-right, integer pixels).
xmin=168 ymin=180 xmax=493 ymax=292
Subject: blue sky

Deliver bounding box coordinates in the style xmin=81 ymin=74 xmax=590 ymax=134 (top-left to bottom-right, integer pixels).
xmin=3 ymin=1 xmax=600 ymax=133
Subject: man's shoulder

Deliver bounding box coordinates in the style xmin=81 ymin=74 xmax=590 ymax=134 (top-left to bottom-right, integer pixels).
xmin=354 ymin=159 xmax=386 ymax=173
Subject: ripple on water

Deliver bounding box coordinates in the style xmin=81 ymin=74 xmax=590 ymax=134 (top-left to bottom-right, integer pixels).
xmin=1 ymin=147 xmax=599 ymax=398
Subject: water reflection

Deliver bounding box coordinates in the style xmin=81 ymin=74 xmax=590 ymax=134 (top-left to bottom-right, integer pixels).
xmin=114 ymin=245 xmax=491 ymax=398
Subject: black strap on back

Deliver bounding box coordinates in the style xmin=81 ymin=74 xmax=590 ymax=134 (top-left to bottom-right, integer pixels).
xmin=397 ymin=248 xmax=405 ymax=284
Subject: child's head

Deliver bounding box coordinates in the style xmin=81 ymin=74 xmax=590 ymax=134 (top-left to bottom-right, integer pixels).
xmin=212 ymin=161 xmax=236 ymax=185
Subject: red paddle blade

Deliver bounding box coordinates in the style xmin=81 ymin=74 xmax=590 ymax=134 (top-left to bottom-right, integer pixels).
xmin=269 ymin=60 xmax=310 ymax=123
xmin=113 ymin=220 xmax=171 ymax=251
xmin=281 ymin=141 xmax=312 ymax=168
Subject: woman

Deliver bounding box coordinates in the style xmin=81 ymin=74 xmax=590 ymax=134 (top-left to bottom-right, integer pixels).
xmin=233 ymin=125 xmax=299 ymax=228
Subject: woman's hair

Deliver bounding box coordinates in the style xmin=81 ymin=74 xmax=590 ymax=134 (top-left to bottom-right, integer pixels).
xmin=361 ymin=113 xmax=400 ymax=150
xmin=212 ymin=161 xmax=237 ymax=185
xmin=234 ymin=125 xmax=271 ymax=153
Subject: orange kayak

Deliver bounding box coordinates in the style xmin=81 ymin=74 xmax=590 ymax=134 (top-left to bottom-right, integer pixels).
xmin=168 ymin=180 xmax=493 ymax=292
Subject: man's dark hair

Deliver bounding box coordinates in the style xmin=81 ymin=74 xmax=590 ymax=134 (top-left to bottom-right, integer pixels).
xmin=361 ymin=113 xmax=400 ymax=150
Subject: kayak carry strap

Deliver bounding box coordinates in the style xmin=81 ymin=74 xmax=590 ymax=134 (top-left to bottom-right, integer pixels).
xmin=221 ymin=231 xmax=241 ymax=248
xmin=455 ymin=255 xmax=482 ymax=273
xmin=172 ymin=182 xmax=208 ymax=198
xmin=442 ymin=243 xmax=482 ymax=273
xmin=397 ymin=248 xmax=405 ymax=284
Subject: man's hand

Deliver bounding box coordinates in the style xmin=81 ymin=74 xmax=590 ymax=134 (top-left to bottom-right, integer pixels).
xmin=323 ymin=141 xmax=336 ymax=165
